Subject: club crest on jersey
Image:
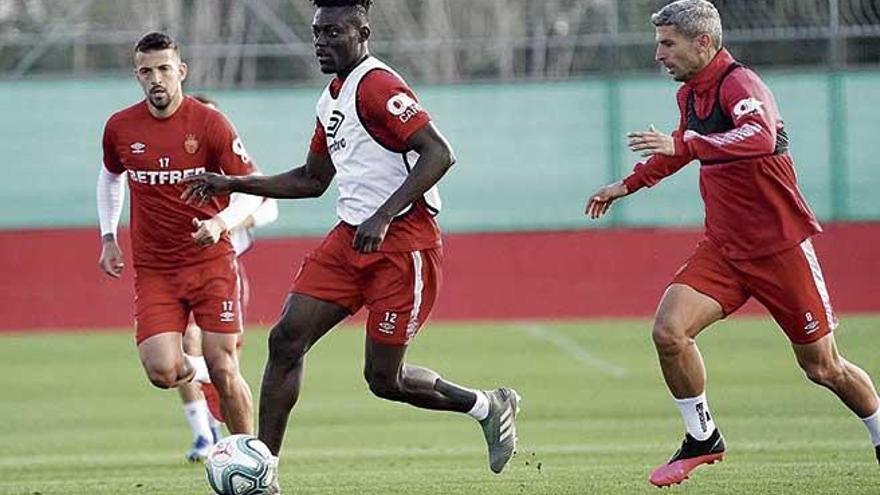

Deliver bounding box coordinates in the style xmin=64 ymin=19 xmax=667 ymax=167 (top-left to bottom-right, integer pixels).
xmin=184 ymin=134 xmax=199 ymax=154
xmin=386 ymin=93 xmax=422 ymax=124
xmin=130 ymin=142 xmax=146 ymax=154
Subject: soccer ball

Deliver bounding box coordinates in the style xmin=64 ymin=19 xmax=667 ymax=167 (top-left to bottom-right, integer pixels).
xmin=205 ymin=434 xmax=278 ymax=495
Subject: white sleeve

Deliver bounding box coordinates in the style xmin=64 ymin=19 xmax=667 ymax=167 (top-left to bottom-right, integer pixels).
xmin=250 ymin=198 xmax=279 ymax=228
xmin=217 ymin=193 xmax=263 ymax=231
xmin=97 ymin=167 xmax=125 ymax=238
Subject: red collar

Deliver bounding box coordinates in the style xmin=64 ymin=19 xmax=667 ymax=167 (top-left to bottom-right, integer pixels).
xmin=686 ymin=48 xmax=736 ymax=95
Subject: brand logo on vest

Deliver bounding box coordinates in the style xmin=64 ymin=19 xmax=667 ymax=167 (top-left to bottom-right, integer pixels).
xmin=326 ymin=110 xmax=345 ymax=139
xmin=326 ymin=110 xmax=347 ymax=154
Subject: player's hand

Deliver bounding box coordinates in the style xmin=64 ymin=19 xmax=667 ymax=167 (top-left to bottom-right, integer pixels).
xmin=99 ymin=239 xmax=125 ymax=278
xmin=191 ymin=217 xmax=227 ymax=246
xmin=627 ymin=125 xmax=675 ymax=157
xmin=585 ymin=181 xmax=628 ymax=219
xmin=181 ymin=173 xmax=233 ymax=206
xmin=353 ymin=211 xmax=392 ymax=254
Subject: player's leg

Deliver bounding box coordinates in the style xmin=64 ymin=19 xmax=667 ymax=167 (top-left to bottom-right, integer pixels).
xmin=363 ymin=337 xmax=479 ymax=411
xmin=649 ymin=241 xmax=749 ymax=487
xmin=653 ymin=283 xmax=723 ymax=401
xmin=363 ymin=336 xmax=520 ymax=473
xmin=134 ymin=269 xmax=193 ymax=388
xmin=138 ymin=332 xmax=194 ymax=388
xmin=361 ymin=248 xmax=520 ymax=473
xmin=201 ymin=330 xmax=252 ymax=434
xmin=258 ymin=293 xmax=349 ymax=455
xmin=749 ymin=239 xmax=880 ymax=463
xmin=793 ymin=333 xmax=880 ymax=419
xmin=178 ymin=322 xmax=218 ymax=461
xmin=190 ymin=256 xmax=253 ymax=434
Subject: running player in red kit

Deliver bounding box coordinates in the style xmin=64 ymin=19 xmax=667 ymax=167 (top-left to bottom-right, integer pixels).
xmin=586 ymin=0 xmax=880 ymax=487
xmin=182 ymin=0 xmax=520 ymax=483
xmin=174 ymin=94 xmax=279 ymax=462
xmin=97 ymin=32 xmax=262 ymax=437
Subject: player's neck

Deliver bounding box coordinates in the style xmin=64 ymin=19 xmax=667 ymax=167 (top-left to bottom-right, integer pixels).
xmin=147 ymin=93 xmax=185 ymax=120
xmin=336 ymin=51 xmax=370 ymax=80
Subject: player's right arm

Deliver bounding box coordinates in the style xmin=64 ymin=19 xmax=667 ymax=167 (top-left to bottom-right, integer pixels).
xmin=97 ymin=121 xmax=126 ymax=278
xmin=586 ymin=90 xmax=693 ymax=220
xmin=181 ymin=120 xmax=335 ymax=205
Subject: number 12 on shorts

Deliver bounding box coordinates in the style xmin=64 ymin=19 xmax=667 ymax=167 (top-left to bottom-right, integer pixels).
xmin=378 ymin=312 xmax=397 ymax=334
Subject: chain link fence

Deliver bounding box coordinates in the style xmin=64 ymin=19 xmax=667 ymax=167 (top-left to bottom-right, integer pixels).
xmin=1 ymin=0 xmax=879 ymax=87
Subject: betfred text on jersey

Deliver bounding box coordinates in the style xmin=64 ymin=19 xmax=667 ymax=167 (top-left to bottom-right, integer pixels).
xmin=127 ymin=167 xmax=207 ymax=185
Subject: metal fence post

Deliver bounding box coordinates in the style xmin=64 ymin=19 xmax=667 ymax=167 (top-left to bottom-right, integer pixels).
xmin=606 ymin=0 xmax=624 ymax=226
xmin=828 ymin=0 xmax=848 ymax=220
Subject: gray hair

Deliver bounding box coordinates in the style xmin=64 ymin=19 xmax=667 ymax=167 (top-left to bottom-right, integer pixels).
xmin=651 ymin=0 xmax=723 ymax=49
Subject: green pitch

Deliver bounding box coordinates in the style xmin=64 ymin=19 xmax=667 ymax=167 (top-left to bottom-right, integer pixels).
xmin=2 ymin=316 xmax=878 ymax=494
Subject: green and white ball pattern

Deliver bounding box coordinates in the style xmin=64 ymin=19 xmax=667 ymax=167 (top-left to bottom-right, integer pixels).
xmin=205 ymin=434 xmax=277 ymax=495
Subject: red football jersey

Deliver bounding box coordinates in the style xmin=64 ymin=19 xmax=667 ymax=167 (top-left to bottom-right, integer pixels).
xmin=310 ymin=67 xmax=441 ymax=252
xmin=103 ymin=96 xmax=256 ymax=270
xmin=623 ymin=49 xmax=821 ymax=260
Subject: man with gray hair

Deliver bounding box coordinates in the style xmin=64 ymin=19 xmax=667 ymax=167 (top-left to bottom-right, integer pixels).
xmin=587 ymin=0 xmax=880 ymax=487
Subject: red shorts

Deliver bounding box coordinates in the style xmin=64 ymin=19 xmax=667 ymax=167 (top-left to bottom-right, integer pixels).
xmin=672 ymin=238 xmax=837 ymax=344
xmin=292 ymin=224 xmax=442 ymax=346
xmin=134 ymin=255 xmax=242 ymax=344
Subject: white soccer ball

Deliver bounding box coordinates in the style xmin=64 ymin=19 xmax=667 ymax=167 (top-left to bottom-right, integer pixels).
xmin=205 ymin=434 xmax=278 ymax=495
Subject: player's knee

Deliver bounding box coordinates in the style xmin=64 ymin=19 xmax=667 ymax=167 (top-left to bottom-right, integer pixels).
xmin=652 ymin=317 xmax=689 ymax=355
xmin=145 ymin=365 xmax=180 ymax=389
xmin=365 ymin=370 xmax=403 ymax=401
xmin=802 ymin=359 xmax=846 ymax=388
xmin=267 ymin=323 xmax=308 ymax=363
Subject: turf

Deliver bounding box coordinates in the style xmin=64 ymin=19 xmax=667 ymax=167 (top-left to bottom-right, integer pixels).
xmin=1 ymin=316 xmax=879 ymax=494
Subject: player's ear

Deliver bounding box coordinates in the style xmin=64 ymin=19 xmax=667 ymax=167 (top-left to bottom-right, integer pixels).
xmin=695 ymin=33 xmax=713 ymax=53
xmin=179 ymin=61 xmax=188 ymax=82
xmin=359 ymin=25 xmax=371 ymax=43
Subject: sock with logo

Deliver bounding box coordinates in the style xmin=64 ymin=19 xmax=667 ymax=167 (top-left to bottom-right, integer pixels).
xmin=183 ymin=399 xmax=213 ymax=442
xmin=674 ymin=392 xmax=716 ymax=441
xmin=861 ymin=406 xmax=880 ymax=446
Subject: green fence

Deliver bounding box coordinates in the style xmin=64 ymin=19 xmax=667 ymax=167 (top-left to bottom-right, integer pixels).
xmin=1 ymin=70 xmax=877 ymax=236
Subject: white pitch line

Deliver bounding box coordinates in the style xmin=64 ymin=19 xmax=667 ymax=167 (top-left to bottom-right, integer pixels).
xmin=517 ymin=324 xmax=628 ymax=378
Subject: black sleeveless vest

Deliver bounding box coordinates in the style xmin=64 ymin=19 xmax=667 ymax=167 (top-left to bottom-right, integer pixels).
xmin=686 ymin=63 xmax=789 ymax=161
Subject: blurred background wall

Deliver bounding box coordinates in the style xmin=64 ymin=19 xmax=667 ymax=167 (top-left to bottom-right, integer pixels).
xmin=1 ymin=0 xmax=878 ymax=329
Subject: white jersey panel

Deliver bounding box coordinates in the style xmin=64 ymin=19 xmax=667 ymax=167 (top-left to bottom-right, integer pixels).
xmin=316 ymin=56 xmax=441 ymax=225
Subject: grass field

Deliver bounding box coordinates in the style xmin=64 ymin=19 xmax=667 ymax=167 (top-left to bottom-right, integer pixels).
xmin=2 ymin=316 xmax=879 ymax=495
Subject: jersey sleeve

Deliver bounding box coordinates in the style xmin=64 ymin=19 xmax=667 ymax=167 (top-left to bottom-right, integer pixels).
xmin=622 ymin=88 xmax=694 ymax=193
xmin=357 ymin=69 xmax=432 ymax=150
xmin=309 ymin=117 xmax=329 ymax=157
xmin=681 ymin=69 xmax=779 ymax=162
xmin=206 ymin=111 xmax=257 ymax=176
xmin=102 ymin=119 xmax=125 ymax=174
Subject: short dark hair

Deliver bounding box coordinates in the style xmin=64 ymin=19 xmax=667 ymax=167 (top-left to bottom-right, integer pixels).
xmin=134 ymin=31 xmax=181 ymax=56
xmin=311 ymin=0 xmax=372 ymax=13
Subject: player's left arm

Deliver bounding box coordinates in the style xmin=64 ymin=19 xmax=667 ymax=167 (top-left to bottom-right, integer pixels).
xmin=681 ymin=71 xmax=780 ymax=162
xmin=193 ymin=114 xmax=264 ymax=246
xmin=354 ymin=123 xmax=455 ymax=253
xmin=235 ymin=198 xmax=279 ymax=231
